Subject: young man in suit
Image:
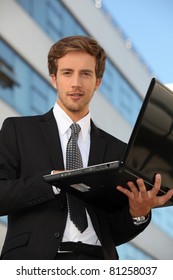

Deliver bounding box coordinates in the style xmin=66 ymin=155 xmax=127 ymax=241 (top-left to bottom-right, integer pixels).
xmin=0 ymin=35 xmax=172 ymax=260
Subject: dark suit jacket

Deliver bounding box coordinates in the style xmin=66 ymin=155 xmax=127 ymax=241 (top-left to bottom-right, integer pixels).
xmin=0 ymin=109 xmax=150 ymax=259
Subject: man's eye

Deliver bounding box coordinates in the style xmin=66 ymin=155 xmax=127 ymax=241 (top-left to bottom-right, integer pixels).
xmin=82 ymin=72 xmax=91 ymax=76
xmin=63 ymin=72 xmax=71 ymax=75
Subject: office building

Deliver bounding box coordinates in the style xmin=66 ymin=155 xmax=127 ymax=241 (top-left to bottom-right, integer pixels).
xmin=0 ymin=0 xmax=173 ymax=259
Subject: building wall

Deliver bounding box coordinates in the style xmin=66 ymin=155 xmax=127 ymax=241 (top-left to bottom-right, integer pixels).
xmin=61 ymin=0 xmax=152 ymax=97
xmin=0 ymin=0 xmax=173 ymax=259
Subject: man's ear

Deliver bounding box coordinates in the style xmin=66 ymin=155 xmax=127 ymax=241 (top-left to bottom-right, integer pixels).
xmin=95 ymin=78 xmax=102 ymax=90
xmin=50 ymin=74 xmax=57 ymax=90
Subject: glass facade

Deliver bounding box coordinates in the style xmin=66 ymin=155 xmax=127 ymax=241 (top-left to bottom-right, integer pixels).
xmin=14 ymin=0 xmax=142 ymax=127
xmin=117 ymin=243 xmax=153 ymax=260
xmin=0 ymin=40 xmax=56 ymax=116
xmin=0 ymin=0 xmax=173 ymax=259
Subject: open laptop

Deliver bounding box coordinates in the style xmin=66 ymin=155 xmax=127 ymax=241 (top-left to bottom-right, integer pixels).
xmin=43 ymin=78 xmax=173 ymax=211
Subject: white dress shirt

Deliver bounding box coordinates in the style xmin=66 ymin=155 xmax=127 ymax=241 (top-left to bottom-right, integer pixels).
xmin=53 ymin=103 xmax=101 ymax=245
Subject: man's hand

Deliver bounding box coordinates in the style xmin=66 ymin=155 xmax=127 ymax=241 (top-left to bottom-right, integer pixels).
xmin=52 ymin=170 xmax=64 ymax=174
xmin=116 ymin=174 xmax=173 ymax=217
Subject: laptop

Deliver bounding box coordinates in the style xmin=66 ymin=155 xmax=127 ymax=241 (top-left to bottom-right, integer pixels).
xmin=43 ymin=78 xmax=173 ymax=211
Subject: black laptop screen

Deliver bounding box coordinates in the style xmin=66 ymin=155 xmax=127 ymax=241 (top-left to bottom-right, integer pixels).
xmin=124 ymin=79 xmax=173 ymax=189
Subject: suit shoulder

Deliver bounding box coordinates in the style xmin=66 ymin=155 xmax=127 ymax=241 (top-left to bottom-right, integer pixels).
xmin=95 ymin=126 xmax=126 ymax=146
xmin=2 ymin=109 xmax=54 ymax=125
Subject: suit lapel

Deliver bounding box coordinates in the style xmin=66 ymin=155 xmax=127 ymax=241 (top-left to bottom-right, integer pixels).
xmin=39 ymin=109 xmax=64 ymax=170
xmin=88 ymin=121 xmax=106 ymax=165
xmin=39 ymin=114 xmax=105 ymax=168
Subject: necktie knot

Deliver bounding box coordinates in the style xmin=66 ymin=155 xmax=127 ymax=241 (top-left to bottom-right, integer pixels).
xmin=66 ymin=123 xmax=83 ymax=170
xmin=70 ymin=123 xmax=81 ymax=137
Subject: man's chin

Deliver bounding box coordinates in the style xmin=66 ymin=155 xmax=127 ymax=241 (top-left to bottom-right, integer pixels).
xmin=67 ymin=104 xmax=83 ymax=113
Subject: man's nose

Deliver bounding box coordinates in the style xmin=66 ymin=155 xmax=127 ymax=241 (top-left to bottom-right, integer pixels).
xmin=71 ymin=74 xmax=81 ymax=88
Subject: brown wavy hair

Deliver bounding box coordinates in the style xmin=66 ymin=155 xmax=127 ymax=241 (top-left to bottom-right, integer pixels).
xmin=48 ymin=35 xmax=106 ymax=78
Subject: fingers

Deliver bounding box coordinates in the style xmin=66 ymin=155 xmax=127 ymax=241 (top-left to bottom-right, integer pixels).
xmin=116 ymin=179 xmax=145 ymax=200
xmin=117 ymin=174 xmax=161 ymax=196
xmin=116 ymin=173 xmax=173 ymax=208
xmin=135 ymin=174 xmax=161 ymax=195
xmin=130 ymin=178 xmax=147 ymax=198
xmin=116 ymin=180 xmax=143 ymax=200
xmin=117 ymin=178 xmax=147 ymax=199
xmin=151 ymin=173 xmax=162 ymax=195
xmin=117 ymin=173 xmax=173 ymax=215
xmin=52 ymin=170 xmax=64 ymax=174
xmin=156 ymin=189 xmax=173 ymax=207
xmin=150 ymin=174 xmax=173 ymax=206
xmin=116 ymin=185 xmax=134 ymax=199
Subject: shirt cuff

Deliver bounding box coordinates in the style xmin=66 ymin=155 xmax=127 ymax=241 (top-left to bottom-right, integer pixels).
xmin=52 ymin=185 xmax=61 ymax=195
xmin=51 ymin=170 xmax=61 ymax=195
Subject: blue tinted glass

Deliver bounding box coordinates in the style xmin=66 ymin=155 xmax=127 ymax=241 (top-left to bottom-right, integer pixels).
xmin=0 ymin=216 xmax=7 ymax=224
xmin=117 ymin=243 xmax=153 ymax=260
xmin=0 ymin=39 xmax=56 ymax=116
xmin=101 ymin=60 xmax=142 ymax=126
xmin=15 ymin=0 xmax=142 ymax=125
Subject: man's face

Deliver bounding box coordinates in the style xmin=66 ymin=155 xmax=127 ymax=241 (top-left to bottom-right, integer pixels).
xmin=51 ymin=51 xmax=101 ymax=121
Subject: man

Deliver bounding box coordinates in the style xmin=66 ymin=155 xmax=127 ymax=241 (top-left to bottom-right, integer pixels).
xmin=0 ymin=35 xmax=172 ymax=260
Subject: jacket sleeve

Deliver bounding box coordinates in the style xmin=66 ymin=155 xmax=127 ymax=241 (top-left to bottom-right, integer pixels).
xmin=0 ymin=118 xmax=55 ymax=216
xmin=107 ymin=205 xmax=151 ymax=246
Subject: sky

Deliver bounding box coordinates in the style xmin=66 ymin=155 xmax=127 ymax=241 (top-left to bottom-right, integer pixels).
xmin=101 ymin=0 xmax=173 ymax=85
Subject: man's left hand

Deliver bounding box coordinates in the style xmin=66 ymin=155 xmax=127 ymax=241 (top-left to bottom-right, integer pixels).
xmin=116 ymin=173 xmax=173 ymax=217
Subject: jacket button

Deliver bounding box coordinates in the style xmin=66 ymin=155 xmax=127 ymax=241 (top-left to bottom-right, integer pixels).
xmin=54 ymin=232 xmax=60 ymax=239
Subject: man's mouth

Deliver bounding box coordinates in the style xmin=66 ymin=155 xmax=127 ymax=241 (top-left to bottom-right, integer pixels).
xmin=69 ymin=92 xmax=83 ymax=95
xmin=68 ymin=93 xmax=83 ymax=97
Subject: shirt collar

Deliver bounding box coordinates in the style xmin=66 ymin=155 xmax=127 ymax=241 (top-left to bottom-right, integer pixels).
xmin=53 ymin=103 xmax=91 ymax=140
